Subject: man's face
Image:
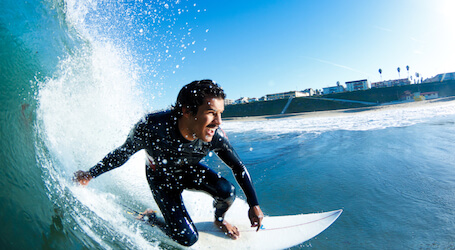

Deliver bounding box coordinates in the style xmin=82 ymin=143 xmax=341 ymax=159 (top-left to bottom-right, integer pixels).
xmin=185 ymin=97 xmax=224 ymax=142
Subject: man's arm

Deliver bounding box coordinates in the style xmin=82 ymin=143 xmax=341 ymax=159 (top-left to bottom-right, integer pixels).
xmin=73 ymin=121 xmax=146 ymax=185
xmin=212 ymin=130 xmax=264 ymax=230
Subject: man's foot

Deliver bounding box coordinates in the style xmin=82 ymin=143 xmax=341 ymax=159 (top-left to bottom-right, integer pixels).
xmin=214 ymin=220 xmax=240 ymax=240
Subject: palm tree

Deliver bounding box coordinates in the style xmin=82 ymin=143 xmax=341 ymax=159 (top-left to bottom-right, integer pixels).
xmin=406 ymin=65 xmax=410 ymax=79
xmin=397 ymin=67 xmax=401 ymax=78
xmin=379 ymin=68 xmax=382 ymax=81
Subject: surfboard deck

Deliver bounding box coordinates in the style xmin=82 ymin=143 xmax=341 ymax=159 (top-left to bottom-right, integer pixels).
xmin=193 ymin=209 xmax=342 ymax=249
xmin=126 ymin=206 xmax=342 ymax=249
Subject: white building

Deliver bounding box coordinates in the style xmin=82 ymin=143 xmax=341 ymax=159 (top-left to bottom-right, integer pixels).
xmin=266 ymin=91 xmax=307 ymax=101
xmin=345 ymin=79 xmax=369 ymax=91
xmin=421 ymin=92 xmax=439 ymax=99
xmin=425 ymin=72 xmax=455 ymax=82
xmin=224 ymin=99 xmax=234 ymax=105
xmin=302 ymin=88 xmax=315 ymax=96
xmin=235 ymin=97 xmax=249 ymax=104
xmin=402 ymin=91 xmax=439 ymax=101
xmin=322 ymin=85 xmax=345 ymax=95
xmin=371 ymin=78 xmax=411 ymax=88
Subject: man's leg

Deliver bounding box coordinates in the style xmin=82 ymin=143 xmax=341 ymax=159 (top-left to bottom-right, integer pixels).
xmin=186 ymin=163 xmax=239 ymax=238
xmin=146 ymin=168 xmax=198 ymax=247
xmin=186 ymin=163 xmax=236 ymax=221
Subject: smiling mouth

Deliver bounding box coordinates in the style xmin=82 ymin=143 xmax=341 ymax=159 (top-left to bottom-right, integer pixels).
xmin=206 ymin=125 xmax=217 ymax=136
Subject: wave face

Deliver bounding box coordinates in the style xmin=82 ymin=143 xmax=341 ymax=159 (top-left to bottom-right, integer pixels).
xmin=1 ymin=0 xmax=208 ymax=249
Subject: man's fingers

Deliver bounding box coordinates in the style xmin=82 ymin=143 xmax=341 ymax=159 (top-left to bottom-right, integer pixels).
xmin=256 ymin=220 xmax=261 ymax=231
xmin=250 ymin=216 xmax=262 ymax=231
xmin=73 ymin=170 xmax=92 ymax=186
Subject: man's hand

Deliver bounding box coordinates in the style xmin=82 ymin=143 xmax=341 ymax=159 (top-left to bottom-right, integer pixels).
xmin=248 ymin=205 xmax=264 ymax=232
xmin=73 ymin=170 xmax=92 ymax=186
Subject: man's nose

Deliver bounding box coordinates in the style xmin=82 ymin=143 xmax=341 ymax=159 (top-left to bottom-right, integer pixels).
xmin=214 ymin=113 xmax=222 ymax=125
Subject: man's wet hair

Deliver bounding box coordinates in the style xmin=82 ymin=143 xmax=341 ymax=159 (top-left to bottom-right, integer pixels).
xmin=172 ymin=79 xmax=226 ymax=118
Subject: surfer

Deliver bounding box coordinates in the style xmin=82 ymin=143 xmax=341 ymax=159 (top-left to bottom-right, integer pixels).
xmin=73 ymin=80 xmax=263 ymax=246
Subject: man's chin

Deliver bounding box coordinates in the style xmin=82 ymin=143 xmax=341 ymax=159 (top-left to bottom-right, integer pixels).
xmin=202 ymin=135 xmax=214 ymax=142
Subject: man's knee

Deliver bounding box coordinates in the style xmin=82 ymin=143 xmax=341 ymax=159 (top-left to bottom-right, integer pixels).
xmin=218 ymin=178 xmax=236 ymax=201
xmin=214 ymin=179 xmax=236 ymax=210
xmin=170 ymin=228 xmax=198 ymax=246
xmin=167 ymin=218 xmax=199 ymax=246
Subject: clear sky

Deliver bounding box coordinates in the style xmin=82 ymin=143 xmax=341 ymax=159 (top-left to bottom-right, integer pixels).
xmin=137 ymin=0 xmax=455 ymax=110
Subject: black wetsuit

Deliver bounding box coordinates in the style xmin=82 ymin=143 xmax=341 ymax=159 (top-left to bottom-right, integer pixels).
xmin=88 ymin=111 xmax=259 ymax=246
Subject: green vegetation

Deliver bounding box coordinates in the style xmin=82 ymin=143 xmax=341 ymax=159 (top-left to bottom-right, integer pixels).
xmin=324 ymin=80 xmax=455 ymax=103
xmin=223 ymin=80 xmax=455 ymax=118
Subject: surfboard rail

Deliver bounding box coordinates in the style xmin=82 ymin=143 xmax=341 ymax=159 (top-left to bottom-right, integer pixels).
xmin=123 ymin=205 xmax=342 ymax=249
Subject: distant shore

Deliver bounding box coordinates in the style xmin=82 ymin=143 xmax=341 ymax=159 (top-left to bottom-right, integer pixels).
xmin=224 ymin=96 xmax=455 ymax=122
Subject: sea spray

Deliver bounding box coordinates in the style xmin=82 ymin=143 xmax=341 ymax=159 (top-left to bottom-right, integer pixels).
xmin=35 ymin=37 xmax=152 ymax=249
xmin=34 ymin=0 xmax=219 ymax=248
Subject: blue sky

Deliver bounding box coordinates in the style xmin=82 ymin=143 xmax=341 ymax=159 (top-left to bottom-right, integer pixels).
xmin=136 ymin=0 xmax=455 ymax=110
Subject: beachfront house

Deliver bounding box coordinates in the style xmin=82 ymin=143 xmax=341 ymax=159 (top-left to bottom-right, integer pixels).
xmin=322 ymin=85 xmax=345 ymax=95
xmin=371 ymin=78 xmax=411 ymax=88
xmin=424 ymin=72 xmax=455 ymax=83
xmin=402 ymin=91 xmax=439 ymax=101
xmin=421 ymin=92 xmax=439 ymax=100
xmin=345 ymin=79 xmax=369 ymax=91
xmin=224 ymin=98 xmax=234 ymax=105
xmin=235 ymin=97 xmax=249 ymax=104
xmin=302 ymin=88 xmax=316 ymax=96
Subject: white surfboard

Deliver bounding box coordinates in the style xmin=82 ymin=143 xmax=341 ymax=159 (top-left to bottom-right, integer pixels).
xmin=192 ymin=209 xmax=342 ymax=249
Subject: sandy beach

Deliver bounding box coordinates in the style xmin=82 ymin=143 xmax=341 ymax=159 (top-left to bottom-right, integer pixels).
xmin=224 ymin=96 xmax=455 ymax=122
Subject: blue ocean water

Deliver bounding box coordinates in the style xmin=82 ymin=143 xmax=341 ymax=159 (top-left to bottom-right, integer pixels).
xmin=2 ymin=0 xmax=455 ymax=249
xmin=222 ymin=105 xmax=455 ymax=249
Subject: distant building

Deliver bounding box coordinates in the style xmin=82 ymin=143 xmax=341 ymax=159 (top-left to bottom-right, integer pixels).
xmin=401 ymin=91 xmax=413 ymax=101
xmin=322 ymin=85 xmax=345 ymax=95
xmin=235 ymin=97 xmax=249 ymax=104
xmin=421 ymin=92 xmax=439 ymax=99
xmin=401 ymin=91 xmax=439 ymax=101
xmin=302 ymin=88 xmax=315 ymax=96
xmin=266 ymin=91 xmax=307 ymax=101
xmin=424 ymin=72 xmax=455 ymax=82
xmin=371 ymin=78 xmax=411 ymax=88
xmin=224 ymin=99 xmax=234 ymax=105
xmin=345 ymin=79 xmax=369 ymax=91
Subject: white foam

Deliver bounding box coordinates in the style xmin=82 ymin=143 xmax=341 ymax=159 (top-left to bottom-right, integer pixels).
xmin=35 ymin=16 xmax=156 ymax=248
xmin=222 ymin=101 xmax=455 ymax=135
xmin=35 ymin=1 xmax=227 ymax=247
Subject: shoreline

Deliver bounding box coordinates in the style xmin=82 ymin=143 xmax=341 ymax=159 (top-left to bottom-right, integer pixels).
xmin=224 ymin=96 xmax=455 ymax=122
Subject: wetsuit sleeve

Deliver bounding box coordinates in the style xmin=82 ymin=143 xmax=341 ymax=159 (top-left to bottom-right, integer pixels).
xmin=212 ymin=130 xmax=259 ymax=207
xmin=88 ymin=120 xmax=147 ymax=178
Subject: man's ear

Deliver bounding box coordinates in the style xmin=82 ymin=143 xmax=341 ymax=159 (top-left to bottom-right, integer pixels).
xmin=181 ymin=106 xmax=191 ymax=118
